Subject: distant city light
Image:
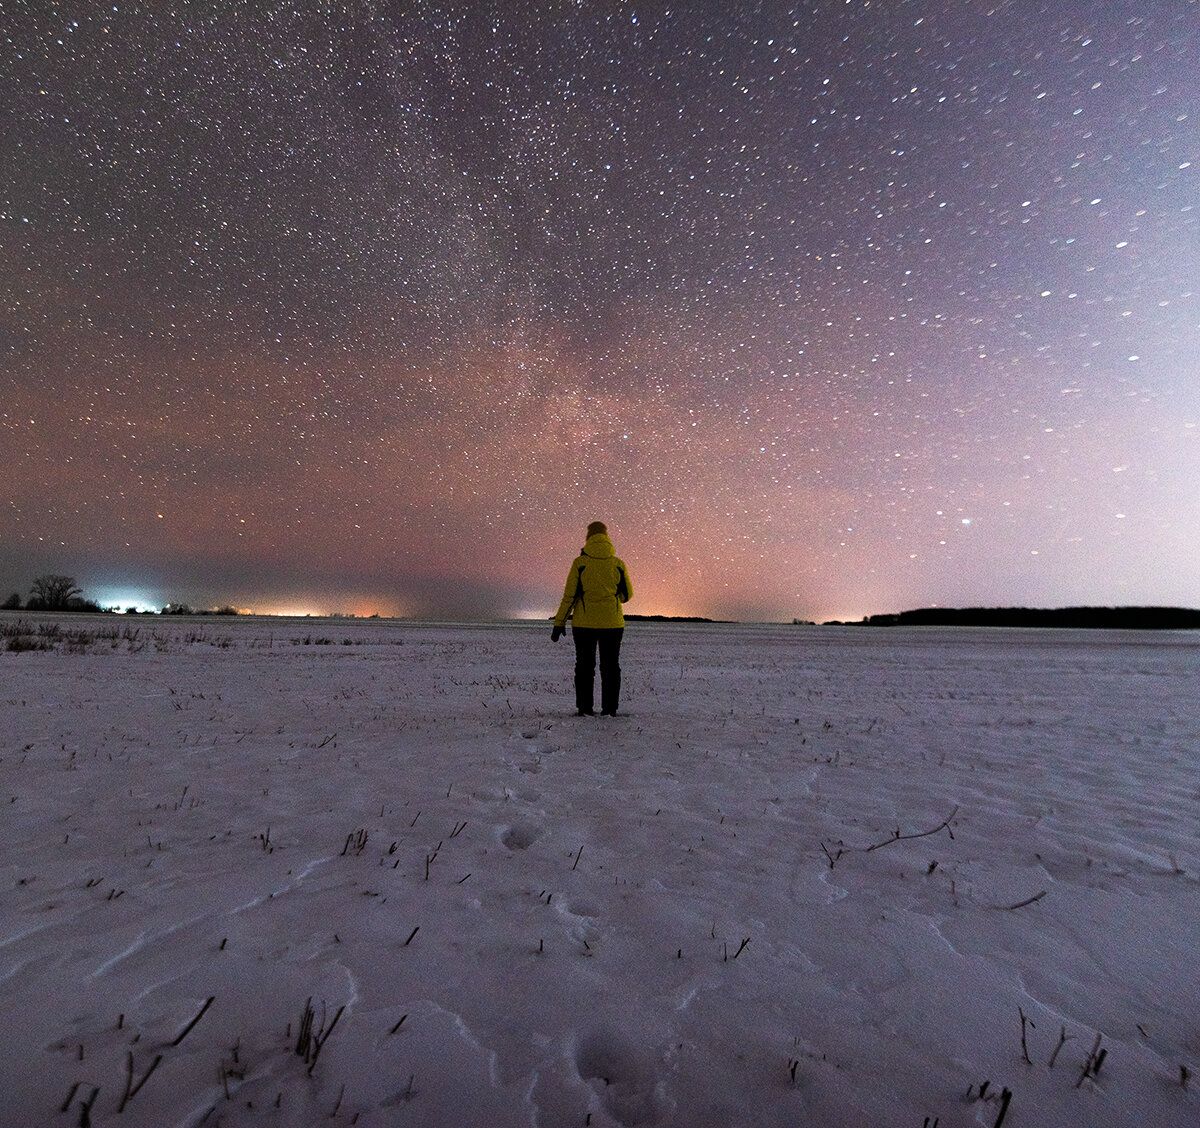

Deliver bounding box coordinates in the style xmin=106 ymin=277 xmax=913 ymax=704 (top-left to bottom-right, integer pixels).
xmin=92 ymin=589 xmax=160 ymax=613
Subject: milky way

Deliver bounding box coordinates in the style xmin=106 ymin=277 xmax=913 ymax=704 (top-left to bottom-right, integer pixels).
xmin=3 ymin=2 xmax=1198 ymax=620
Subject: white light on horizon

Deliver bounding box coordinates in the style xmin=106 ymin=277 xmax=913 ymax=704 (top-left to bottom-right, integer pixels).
xmin=93 ymin=589 xmax=159 ymax=614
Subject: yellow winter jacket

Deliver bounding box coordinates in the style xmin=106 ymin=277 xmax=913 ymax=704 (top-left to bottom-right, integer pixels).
xmin=553 ymin=533 xmax=632 ymax=629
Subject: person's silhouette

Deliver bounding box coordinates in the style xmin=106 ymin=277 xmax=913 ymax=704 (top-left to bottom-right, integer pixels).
xmin=551 ymin=521 xmax=633 ymax=716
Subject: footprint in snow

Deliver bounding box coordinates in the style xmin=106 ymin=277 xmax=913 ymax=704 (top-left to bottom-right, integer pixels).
xmin=561 ymin=899 xmax=602 ymax=919
xmin=516 ymin=726 xmax=557 ymax=755
xmin=557 ymin=899 xmax=601 ymax=946
xmin=574 ymin=1029 xmax=667 ymax=1126
xmin=500 ymin=823 xmax=542 ymax=851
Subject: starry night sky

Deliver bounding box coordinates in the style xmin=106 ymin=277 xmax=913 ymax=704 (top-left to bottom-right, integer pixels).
xmin=4 ymin=2 xmax=1198 ymax=621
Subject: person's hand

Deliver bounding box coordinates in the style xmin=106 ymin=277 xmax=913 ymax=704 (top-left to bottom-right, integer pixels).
xmin=551 ymin=625 xmax=564 ymax=641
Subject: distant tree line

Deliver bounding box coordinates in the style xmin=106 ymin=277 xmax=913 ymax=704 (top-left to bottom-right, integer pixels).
xmin=853 ymin=606 xmax=1200 ymax=630
xmin=2 ymin=574 xmax=101 ymax=612
xmin=624 ymin=613 xmax=730 ymax=623
xmin=157 ymin=603 xmax=240 ymax=616
xmin=1 ymin=575 xmax=238 ymax=616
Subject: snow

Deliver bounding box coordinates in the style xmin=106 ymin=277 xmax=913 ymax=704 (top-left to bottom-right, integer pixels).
xmin=2 ymin=615 xmax=1198 ymax=1127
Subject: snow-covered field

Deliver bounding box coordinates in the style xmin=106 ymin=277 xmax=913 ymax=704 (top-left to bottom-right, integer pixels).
xmin=1 ymin=614 xmax=1197 ymax=1128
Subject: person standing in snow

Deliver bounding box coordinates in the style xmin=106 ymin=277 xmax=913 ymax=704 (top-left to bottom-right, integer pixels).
xmin=551 ymin=521 xmax=633 ymax=716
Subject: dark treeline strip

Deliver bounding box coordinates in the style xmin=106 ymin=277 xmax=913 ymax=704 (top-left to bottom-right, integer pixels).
xmin=856 ymin=607 xmax=1200 ymax=630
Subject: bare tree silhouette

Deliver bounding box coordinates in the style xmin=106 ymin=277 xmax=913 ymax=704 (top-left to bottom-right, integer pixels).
xmin=28 ymin=574 xmax=83 ymax=611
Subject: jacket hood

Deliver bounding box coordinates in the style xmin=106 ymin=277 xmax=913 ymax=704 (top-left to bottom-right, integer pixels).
xmin=582 ymin=533 xmax=616 ymax=559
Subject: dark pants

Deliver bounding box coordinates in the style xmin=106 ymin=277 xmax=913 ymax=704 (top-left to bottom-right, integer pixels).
xmin=572 ymin=627 xmax=623 ymax=715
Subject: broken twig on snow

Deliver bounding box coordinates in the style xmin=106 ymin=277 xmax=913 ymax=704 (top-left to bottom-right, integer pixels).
xmin=170 ymin=996 xmax=215 ymax=1046
xmin=864 ymin=806 xmax=958 ymax=852
xmin=990 ymin=889 xmax=1048 ymax=911
xmin=1076 ymin=1032 xmax=1106 ymax=1088
xmin=1047 ymin=1025 xmax=1073 ymax=1068
xmin=1018 ymin=1007 xmax=1033 ymax=1065
xmin=117 ymin=1051 xmax=163 ymax=1112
